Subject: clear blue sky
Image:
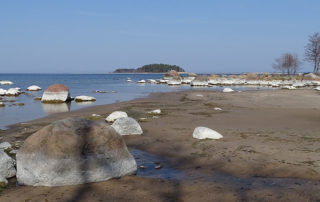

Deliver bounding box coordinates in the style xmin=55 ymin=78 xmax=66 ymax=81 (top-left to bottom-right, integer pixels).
xmin=0 ymin=0 xmax=319 ymax=73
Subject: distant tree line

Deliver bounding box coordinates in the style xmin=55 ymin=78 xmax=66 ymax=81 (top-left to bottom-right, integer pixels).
xmin=114 ymin=64 xmax=185 ymax=73
xmin=273 ymin=32 xmax=320 ymax=74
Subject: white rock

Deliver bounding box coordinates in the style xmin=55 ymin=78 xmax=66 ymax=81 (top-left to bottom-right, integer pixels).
xmin=148 ymin=109 xmax=161 ymax=114
xmin=0 ymin=89 xmax=7 ymax=96
xmin=192 ymin=127 xmax=223 ymax=140
xmin=5 ymin=88 xmax=21 ymax=96
xmin=282 ymin=86 xmax=296 ymax=90
xmin=137 ymin=80 xmax=146 ymax=83
xmin=159 ymin=79 xmax=168 ymax=84
xmin=147 ymin=79 xmax=157 ymax=84
xmin=167 ymin=79 xmax=182 ymax=85
xmin=314 ymin=87 xmax=320 ymax=91
xmin=0 ymin=150 xmax=16 ymax=184
xmin=214 ymin=107 xmax=222 ymax=111
xmin=222 ymin=88 xmax=234 ymax=93
xmin=191 ymin=80 xmax=208 ymax=86
xmin=75 ymin=95 xmax=96 ymax=102
xmin=112 ymin=117 xmax=143 ymax=136
xmin=0 ymin=81 xmax=13 ymax=85
xmin=91 ymin=114 xmax=101 ymax=117
xmin=106 ymin=111 xmax=128 ymax=122
xmin=27 ymin=85 xmax=42 ymax=91
xmin=196 ymin=94 xmax=203 ymax=97
xmin=0 ymin=142 xmax=12 ymax=150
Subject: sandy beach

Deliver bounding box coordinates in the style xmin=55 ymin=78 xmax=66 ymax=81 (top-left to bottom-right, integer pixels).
xmin=1 ymin=89 xmax=320 ymax=201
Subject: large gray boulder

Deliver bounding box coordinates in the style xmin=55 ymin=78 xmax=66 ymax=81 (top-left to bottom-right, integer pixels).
xmin=0 ymin=150 xmax=16 ymax=184
xmin=112 ymin=117 xmax=143 ymax=136
xmin=16 ymin=117 xmax=137 ymax=187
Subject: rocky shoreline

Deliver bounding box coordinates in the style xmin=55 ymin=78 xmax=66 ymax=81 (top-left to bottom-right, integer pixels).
xmin=0 ymin=89 xmax=319 ymax=201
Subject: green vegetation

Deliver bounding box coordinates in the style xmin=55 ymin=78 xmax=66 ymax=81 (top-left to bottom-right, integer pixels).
xmin=113 ymin=63 xmax=185 ymax=73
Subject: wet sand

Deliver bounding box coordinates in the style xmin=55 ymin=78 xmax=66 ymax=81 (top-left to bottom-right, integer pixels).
xmin=1 ymin=89 xmax=320 ymax=201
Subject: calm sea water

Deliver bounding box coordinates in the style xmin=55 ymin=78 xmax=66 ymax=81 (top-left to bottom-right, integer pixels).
xmin=0 ymin=74 xmax=271 ymax=129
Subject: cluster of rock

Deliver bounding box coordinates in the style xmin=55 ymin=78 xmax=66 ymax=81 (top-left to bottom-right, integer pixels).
xmin=0 ymin=82 xmax=97 ymax=108
xmin=130 ymin=70 xmax=320 ymax=91
xmin=0 ymin=88 xmax=22 ymax=96
xmin=105 ymin=111 xmax=143 ymax=136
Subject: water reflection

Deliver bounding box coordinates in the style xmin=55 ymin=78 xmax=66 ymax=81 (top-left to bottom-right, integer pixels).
xmin=75 ymin=101 xmax=95 ymax=106
xmin=42 ymin=102 xmax=71 ymax=114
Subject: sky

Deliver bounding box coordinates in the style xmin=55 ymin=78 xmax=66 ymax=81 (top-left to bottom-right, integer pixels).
xmin=0 ymin=0 xmax=320 ymax=74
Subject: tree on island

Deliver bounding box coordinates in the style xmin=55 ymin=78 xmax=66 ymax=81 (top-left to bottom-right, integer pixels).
xmin=113 ymin=64 xmax=185 ymax=73
xmin=273 ymin=53 xmax=300 ymax=75
xmin=305 ymin=32 xmax=320 ymax=73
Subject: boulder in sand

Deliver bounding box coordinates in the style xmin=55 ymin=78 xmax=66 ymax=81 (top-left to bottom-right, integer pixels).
xmin=192 ymin=127 xmax=223 ymax=140
xmin=112 ymin=117 xmax=143 ymax=136
xmin=16 ymin=117 xmax=137 ymax=186
xmin=41 ymin=84 xmax=71 ymax=103
xmin=106 ymin=111 xmax=128 ymax=122
xmin=26 ymin=85 xmax=42 ymax=91
xmin=75 ymin=95 xmax=96 ymax=102
xmin=0 ymin=150 xmax=16 ymax=184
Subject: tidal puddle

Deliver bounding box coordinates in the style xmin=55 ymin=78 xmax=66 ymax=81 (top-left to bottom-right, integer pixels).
xmin=131 ymin=148 xmax=184 ymax=180
xmin=130 ymin=148 xmax=319 ymax=190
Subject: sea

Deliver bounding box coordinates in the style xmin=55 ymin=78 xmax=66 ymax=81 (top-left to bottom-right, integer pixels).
xmin=0 ymin=74 xmax=271 ymax=129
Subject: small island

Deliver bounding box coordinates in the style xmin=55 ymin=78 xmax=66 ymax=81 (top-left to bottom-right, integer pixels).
xmin=113 ymin=63 xmax=185 ymax=73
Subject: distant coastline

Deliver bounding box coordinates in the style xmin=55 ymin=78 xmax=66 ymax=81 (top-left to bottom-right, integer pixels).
xmin=113 ymin=63 xmax=185 ymax=73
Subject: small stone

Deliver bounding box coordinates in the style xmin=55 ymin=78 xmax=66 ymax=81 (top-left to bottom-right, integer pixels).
xmin=155 ymin=164 xmax=162 ymax=169
xmin=222 ymin=88 xmax=234 ymax=93
xmin=148 ymin=109 xmax=161 ymax=115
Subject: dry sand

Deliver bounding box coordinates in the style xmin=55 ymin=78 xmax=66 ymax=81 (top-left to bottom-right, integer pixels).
xmin=1 ymin=89 xmax=320 ymax=201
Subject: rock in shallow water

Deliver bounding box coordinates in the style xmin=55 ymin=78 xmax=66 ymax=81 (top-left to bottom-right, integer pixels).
xmin=26 ymin=85 xmax=42 ymax=91
xmin=0 ymin=80 xmax=13 ymax=85
xmin=75 ymin=95 xmax=96 ymax=102
xmin=16 ymin=117 xmax=137 ymax=186
xmin=112 ymin=117 xmax=143 ymax=136
xmin=41 ymin=84 xmax=71 ymax=103
xmin=192 ymin=127 xmax=223 ymax=140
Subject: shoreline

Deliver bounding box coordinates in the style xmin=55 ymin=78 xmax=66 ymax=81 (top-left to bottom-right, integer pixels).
xmin=1 ymin=89 xmax=320 ymax=201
